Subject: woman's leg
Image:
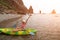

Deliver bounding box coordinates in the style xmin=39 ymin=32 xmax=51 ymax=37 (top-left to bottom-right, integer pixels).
xmin=13 ymin=27 xmax=23 ymax=31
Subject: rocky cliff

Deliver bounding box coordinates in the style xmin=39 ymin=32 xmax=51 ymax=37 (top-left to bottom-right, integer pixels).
xmin=0 ymin=0 xmax=27 ymax=14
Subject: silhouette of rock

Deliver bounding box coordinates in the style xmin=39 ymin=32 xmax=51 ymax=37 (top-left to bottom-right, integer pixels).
xmin=39 ymin=10 xmax=41 ymax=14
xmin=51 ymin=9 xmax=56 ymax=14
xmin=28 ymin=6 xmax=33 ymax=14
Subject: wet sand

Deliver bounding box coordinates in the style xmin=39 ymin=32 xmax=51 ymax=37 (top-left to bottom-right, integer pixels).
xmin=0 ymin=14 xmax=60 ymax=40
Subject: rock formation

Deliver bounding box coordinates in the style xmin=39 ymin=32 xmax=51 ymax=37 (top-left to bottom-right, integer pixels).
xmin=51 ymin=9 xmax=56 ymax=14
xmin=0 ymin=0 xmax=28 ymax=14
xmin=28 ymin=6 xmax=33 ymax=14
xmin=39 ymin=10 xmax=41 ymax=14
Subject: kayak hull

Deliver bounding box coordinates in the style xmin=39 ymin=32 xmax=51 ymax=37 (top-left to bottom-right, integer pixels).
xmin=0 ymin=28 xmax=37 ymax=35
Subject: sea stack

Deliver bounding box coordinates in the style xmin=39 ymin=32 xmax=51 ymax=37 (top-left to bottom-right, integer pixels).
xmin=51 ymin=9 xmax=56 ymax=14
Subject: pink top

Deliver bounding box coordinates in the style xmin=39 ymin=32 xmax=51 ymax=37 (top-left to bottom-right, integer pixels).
xmin=21 ymin=23 xmax=26 ymax=29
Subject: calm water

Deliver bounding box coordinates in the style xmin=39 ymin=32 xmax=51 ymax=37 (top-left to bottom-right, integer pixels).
xmin=1 ymin=14 xmax=60 ymax=40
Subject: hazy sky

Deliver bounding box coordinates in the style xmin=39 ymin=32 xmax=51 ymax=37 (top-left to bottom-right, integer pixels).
xmin=23 ymin=0 xmax=60 ymax=13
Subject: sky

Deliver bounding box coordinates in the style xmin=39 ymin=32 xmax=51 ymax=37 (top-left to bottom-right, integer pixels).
xmin=22 ymin=0 xmax=60 ymax=13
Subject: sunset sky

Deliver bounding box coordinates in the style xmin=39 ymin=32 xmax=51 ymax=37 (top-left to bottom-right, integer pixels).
xmin=23 ymin=0 xmax=60 ymax=13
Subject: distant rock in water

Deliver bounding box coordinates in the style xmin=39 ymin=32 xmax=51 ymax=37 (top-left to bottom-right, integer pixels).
xmin=0 ymin=0 xmax=28 ymax=14
xmin=51 ymin=9 xmax=56 ymax=14
xmin=28 ymin=6 xmax=33 ymax=14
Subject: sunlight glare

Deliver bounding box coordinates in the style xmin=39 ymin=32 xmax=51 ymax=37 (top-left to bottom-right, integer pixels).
xmin=23 ymin=0 xmax=60 ymax=13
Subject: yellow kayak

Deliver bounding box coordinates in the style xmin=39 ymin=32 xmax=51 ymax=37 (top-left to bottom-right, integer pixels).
xmin=0 ymin=28 xmax=37 ymax=35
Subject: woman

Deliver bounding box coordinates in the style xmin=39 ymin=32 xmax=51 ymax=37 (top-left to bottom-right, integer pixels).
xmin=13 ymin=14 xmax=31 ymax=31
xmin=13 ymin=20 xmax=26 ymax=31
